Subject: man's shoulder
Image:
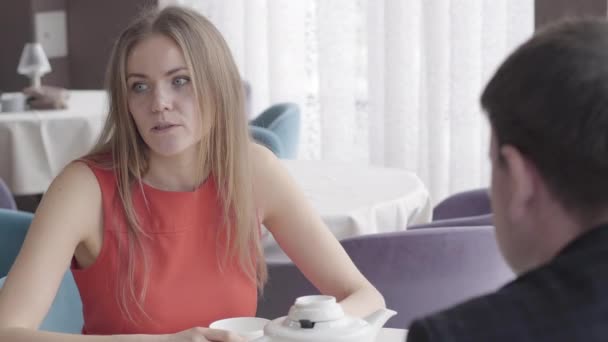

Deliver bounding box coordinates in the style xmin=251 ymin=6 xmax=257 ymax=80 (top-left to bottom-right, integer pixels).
xmin=406 ymin=257 xmax=608 ymax=342
xmin=407 ymin=288 xmax=522 ymax=342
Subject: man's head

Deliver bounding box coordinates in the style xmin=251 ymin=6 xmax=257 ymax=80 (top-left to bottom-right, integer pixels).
xmin=482 ymin=19 xmax=608 ymax=274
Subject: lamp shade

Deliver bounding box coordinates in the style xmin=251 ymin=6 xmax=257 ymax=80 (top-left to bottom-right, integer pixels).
xmin=17 ymin=42 xmax=51 ymax=77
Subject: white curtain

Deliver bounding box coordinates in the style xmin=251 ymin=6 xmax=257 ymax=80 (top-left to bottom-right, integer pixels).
xmin=159 ymin=0 xmax=534 ymax=204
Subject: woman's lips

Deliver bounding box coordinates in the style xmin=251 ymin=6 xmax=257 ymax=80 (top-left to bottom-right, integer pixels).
xmin=151 ymin=123 xmax=180 ymax=132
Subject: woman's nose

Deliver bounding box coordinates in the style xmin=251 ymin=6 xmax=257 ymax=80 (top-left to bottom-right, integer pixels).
xmin=151 ymin=86 xmax=173 ymax=113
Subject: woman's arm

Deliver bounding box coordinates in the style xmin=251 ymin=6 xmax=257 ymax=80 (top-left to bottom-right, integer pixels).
xmin=0 ymin=162 xmax=106 ymax=340
xmin=0 ymin=327 xmax=161 ymax=342
xmin=0 ymin=327 xmax=244 ymax=341
xmin=251 ymin=144 xmax=386 ymax=317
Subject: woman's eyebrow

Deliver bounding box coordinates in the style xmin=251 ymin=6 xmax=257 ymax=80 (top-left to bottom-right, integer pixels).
xmin=126 ymin=67 xmax=188 ymax=80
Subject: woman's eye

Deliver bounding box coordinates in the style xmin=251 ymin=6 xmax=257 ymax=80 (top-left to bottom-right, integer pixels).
xmin=131 ymin=83 xmax=148 ymax=93
xmin=173 ymin=76 xmax=190 ymax=87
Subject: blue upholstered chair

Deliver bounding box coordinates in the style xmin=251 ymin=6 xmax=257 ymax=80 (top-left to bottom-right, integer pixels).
xmin=250 ymin=103 xmax=300 ymax=159
xmin=249 ymin=126 xmax=284 ymax=158
xmin=0 ymin=208 xmax=84 ymax=333
xmin=0 ymin=273 xmax=83 ymax=333
xmin=0 ymin=209 xmax=33 ymax=278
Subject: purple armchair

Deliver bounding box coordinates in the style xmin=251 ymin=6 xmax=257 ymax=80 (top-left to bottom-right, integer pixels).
xmin=432 ymin=188 xmax=491 ymax=221
xmin=0 ymin=178 xmax=16 ymax=210
xmin=408 ymin=214 xmax=493 ymax=229
xmin=257 ymin=226 xmax=513 ymax=328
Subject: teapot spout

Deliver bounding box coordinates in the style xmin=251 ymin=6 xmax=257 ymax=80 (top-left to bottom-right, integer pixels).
xmin=364 ymin=308 xmax=397 ymax=331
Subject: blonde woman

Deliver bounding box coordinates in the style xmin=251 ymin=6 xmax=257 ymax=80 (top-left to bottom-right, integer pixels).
xmin=0 ymin=6 xmax=385 ymax=342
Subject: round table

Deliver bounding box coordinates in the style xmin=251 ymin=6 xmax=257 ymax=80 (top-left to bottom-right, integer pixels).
xmin=0 ymin=90 xmax=108 ymax=195
xmin=263 ymin=160 xmax=431 ymax=261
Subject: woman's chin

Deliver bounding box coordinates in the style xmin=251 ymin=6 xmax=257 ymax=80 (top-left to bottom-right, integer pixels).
xmin=147 ymin=141 xmax=201 ymax=159
xmin=149 ymin=146 xmax=190 ymax=158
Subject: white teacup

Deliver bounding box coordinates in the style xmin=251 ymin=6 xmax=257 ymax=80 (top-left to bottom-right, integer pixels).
xmin=210 ymin=317 xmax=269 ymax=341
xmin=0 ymin=93 xmax=27 ymax=112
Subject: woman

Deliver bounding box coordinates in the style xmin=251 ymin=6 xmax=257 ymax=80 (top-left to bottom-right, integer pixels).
xmin=0 ymin=6 xmax=385 ymax=342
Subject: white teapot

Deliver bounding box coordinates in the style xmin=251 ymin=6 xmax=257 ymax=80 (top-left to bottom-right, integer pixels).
xmin=252 ymin=295 xmax=397 ymax=342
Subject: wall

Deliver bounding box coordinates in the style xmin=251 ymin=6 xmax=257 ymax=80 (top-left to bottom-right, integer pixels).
xmin=536 ymin=0 xmax=607 ymax=29
xmin=0 ymin=1 xmax=34 ymax=92
xmin=68 ymin=0 xmax=157 ymax=89
xmin=0 ymin=0 xmax=155 ymax=91
xmin=31 ymin=0 xmax=70 ymax=88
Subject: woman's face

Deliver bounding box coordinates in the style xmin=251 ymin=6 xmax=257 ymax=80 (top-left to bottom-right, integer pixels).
xmin=126 ymin=34 xmax=204 ymax=158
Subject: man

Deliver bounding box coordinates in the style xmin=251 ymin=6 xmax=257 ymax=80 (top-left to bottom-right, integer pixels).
xmin=407 ymin=19 xmax=608 ymax=341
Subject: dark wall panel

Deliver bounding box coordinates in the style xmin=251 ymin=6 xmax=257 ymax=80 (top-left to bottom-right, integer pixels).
xmin=536 ymin=0 xmax=607 ymax=29
xmin=0 ymin=1 xmax=34 ymax=92
xmin=31 ymin=0 xmax=66 ymax=12
xmin=33 ymin=0 xmax=70 ymax=88
xmin=44 ymin=58 xmax=70 ymax=88
xmin=67 ymin=0 xmax=157 ymax=89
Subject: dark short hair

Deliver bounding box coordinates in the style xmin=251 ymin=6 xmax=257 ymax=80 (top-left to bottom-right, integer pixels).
xmin=481 ymin=19 xmax=608 ymax=216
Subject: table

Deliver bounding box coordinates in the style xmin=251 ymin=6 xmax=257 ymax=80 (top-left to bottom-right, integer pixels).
xmin=0 ymin=90 xmax=108 ymax=195
xmin=263 ymin=160 xmax=431 ymax=261
xmin=378 ymin=328 xmax=407 ymax=341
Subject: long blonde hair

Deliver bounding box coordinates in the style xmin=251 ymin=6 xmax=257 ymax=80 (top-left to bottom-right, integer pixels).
xmin=87 ymin=6 xmax=267 ymax=321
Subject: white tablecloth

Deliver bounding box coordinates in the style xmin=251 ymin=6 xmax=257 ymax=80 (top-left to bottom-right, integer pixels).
xmin=263 ymin=160 xmax=431 ymax=261
xmin=0 ymin=90 xmax=108 ymax=195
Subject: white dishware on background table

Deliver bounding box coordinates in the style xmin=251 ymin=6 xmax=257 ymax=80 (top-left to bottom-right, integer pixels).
xmin=0 ymin=93 xmax=27 ymax=112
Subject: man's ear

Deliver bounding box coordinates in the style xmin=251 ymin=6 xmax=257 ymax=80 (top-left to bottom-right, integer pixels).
xmin=500 ymin=145 xmax=537 ymax=222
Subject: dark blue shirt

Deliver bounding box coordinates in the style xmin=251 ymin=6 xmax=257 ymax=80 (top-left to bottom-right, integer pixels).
xmin=407 ymin=225 xmax=608 ymax=342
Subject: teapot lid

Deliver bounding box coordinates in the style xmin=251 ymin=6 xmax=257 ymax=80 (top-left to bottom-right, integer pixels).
xmin=287 ymin=295 xmax=344 ymax=324
xmin=261 ymin=295 xmax=372 ymax=341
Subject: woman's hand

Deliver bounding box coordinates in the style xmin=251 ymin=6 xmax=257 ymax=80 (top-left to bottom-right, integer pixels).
xmin=163 ymin=327 xmax=246 ymax=342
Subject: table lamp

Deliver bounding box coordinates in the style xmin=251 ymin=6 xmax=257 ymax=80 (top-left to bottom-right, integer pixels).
xmin=17 ymin=42 xmax=52 ymax=88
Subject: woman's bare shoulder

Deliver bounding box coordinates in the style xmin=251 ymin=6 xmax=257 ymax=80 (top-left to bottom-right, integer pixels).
xmin=249 ymin=142 xmax=281 ymax=174
xmin=49 ymin=161 xmax=101 ymax=197
xmin=34 ymin=160 xmax=103 ymax=239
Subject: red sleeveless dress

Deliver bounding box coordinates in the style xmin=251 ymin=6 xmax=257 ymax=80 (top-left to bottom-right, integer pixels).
xmin=71 ymin=162 xmax=257 ymax=335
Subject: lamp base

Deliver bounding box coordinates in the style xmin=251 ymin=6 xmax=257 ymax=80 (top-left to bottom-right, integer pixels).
xmin=29 ymin=75 xmax=42 ymax=89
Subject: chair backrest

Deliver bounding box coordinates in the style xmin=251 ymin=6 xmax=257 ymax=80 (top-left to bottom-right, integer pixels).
xmin=0 ymin=178 xmax=17 ymax=210
xmin=0 ymin=208 xmax=84 ymax=333
xmin=0 ymin=273 xmax=83 ymax=333
xmin=408 ymin=214 xmax=493 ymax=229
xmin=249 ymin=126 xmax=284 ymax=157
xmin=250 ymin=103 xmax=300 ymax=159
xmin=0 ymin=209 xmax=33 ymax=278
xmin=433 ymin=188 xmax=491 ymax=220
xmin=257 ymin=226 xmax=514 ymax=328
